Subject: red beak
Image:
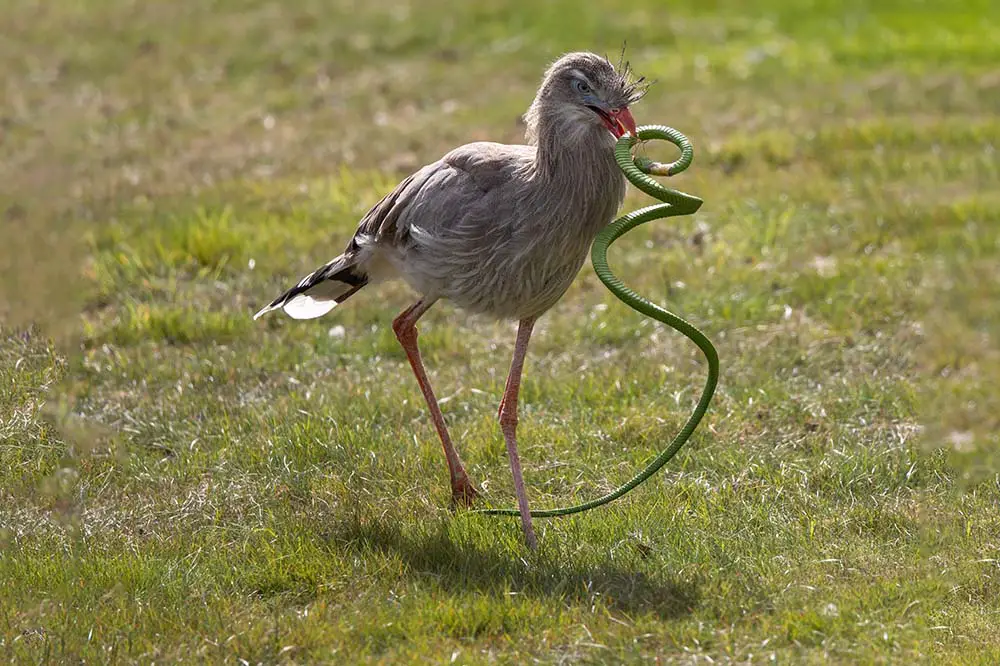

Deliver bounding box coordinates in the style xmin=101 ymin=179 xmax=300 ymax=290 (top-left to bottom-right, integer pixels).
xmin=610 ymin=107 xmax=637 ymax=138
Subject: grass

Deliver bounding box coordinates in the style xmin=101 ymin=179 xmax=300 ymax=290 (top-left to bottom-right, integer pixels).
xmin=2 ymin=0 xmax=999 ymax=662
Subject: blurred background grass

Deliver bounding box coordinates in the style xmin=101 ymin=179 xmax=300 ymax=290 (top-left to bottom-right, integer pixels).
xmin=2 ymin=0 xmax=999 ymax=662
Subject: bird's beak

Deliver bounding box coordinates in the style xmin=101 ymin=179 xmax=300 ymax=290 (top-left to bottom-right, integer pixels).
xmin=590 ymin=103 xmax=638 ymax=139
xmin=611 ymin=107 xmax=637 ymax=138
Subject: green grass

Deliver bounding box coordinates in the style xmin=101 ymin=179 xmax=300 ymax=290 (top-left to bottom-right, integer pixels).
xmin=2 ymin=0 xmax=999 ymax=662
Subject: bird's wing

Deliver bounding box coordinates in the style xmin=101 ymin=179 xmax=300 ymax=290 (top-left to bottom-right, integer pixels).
xmin=350 ymin=171 xmax=424 ymax=246
xmin=350 ymin=142 xmax=535 ymax=249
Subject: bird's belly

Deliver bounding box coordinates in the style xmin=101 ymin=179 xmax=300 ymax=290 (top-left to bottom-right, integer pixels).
xmin=396 ymin=243 xmax=590 ymax=321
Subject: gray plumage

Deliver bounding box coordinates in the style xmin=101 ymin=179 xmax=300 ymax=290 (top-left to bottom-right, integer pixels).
xmin=254 ymin=51 xmax=646 ymax=323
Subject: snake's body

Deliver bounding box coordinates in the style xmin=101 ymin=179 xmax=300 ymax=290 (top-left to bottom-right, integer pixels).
xmin=477 ymin=126 xmax=719 ymax=518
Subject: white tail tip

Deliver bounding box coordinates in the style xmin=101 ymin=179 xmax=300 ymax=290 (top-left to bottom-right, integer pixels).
xmin=280 ymin=294 xmax=339 ymax=320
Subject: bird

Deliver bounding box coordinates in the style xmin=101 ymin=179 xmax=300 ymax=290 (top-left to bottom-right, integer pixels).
xmin=254 ymin=51 xmax=647 ymax=549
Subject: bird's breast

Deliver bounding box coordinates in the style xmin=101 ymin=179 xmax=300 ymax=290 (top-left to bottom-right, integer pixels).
xmin=444 ymin=200 xmax=620 ymax=320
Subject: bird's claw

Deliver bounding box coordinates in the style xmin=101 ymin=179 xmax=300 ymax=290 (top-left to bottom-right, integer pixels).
xmin=450 ymin=476 xmax=481 ymax=509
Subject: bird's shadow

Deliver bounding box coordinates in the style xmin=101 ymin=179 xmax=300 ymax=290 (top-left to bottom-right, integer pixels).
xmin=321 ymin=514 xmax=699 ymax=620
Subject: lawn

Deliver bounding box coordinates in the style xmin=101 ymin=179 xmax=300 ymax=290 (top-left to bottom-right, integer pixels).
xmin=2 ymin=0 xmax=999 ymax=662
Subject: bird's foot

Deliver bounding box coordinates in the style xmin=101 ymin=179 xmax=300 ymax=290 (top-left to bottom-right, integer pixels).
xmin=450 ymin=475 xmax=481 ymax=509
xmin=523 ymin=526 xmax=538 ymax=551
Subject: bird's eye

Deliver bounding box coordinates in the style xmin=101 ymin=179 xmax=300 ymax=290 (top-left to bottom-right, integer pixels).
xmin=572 ymin=79 xmax=592 ymax=95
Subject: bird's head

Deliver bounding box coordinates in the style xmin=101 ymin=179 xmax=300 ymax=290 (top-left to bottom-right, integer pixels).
xmin=524 ymin=51 xmax=648 ymax=146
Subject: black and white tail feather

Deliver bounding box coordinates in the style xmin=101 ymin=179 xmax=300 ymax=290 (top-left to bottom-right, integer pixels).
xmin=253 ymin=249 xmax=369 ymax=321
xmin=253 ymin=165 xmax=416 ymax=322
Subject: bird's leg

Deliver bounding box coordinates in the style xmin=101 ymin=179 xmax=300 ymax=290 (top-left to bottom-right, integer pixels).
xmin=496 ymin=328 xmax=525 ymax=419
xmin=497 ymin=367 xmax=513 ymax=420
xmin=498 ymin=317 xmax=538 ymax=550
xmin=392 ymin=298 xmax=480 ymax=507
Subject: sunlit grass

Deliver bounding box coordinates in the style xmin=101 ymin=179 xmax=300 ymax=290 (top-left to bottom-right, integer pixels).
xmin=2 ymin=0 xmax=999 ymax=663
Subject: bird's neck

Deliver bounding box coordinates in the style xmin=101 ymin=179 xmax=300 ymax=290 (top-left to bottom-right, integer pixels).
xmin=530 ymin=116 xmax=626 ymax=223
xmin=532 ymin=115 xmax=619 ymax=177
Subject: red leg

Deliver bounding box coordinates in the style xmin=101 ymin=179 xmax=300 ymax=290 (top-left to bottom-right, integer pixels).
xmin=392 ymin=299 xmax=479 ymax=506
xmin=498 ymin=368 xmax=512 ymax=420
xmin=496 ymin=324 xmax=522 ymax=418
xmin=498 ymin=317 xmax=538 ymax=549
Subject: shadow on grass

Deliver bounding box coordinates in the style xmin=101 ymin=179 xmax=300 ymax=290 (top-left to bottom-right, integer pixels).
xmin=325 ymin=514 xmax=699 ymax=620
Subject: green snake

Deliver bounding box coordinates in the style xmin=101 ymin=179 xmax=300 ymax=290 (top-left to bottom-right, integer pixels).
xmin=477 ymin=125 xmax=719 ymax=518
